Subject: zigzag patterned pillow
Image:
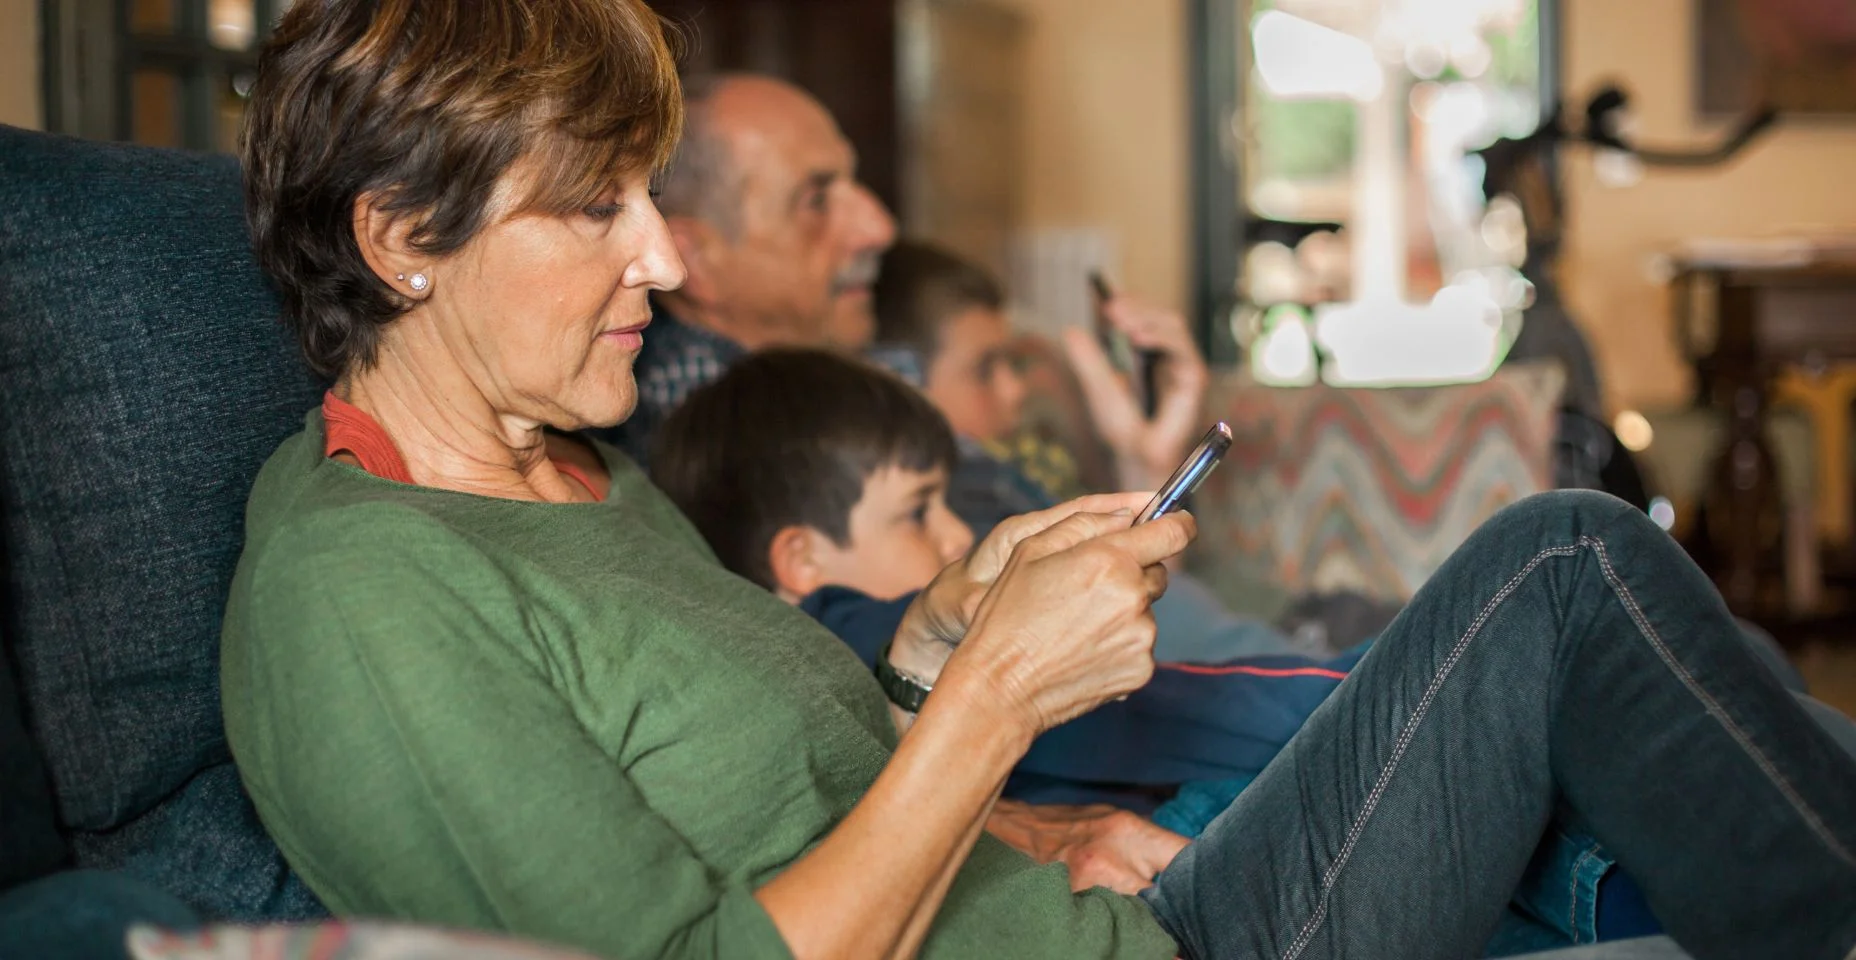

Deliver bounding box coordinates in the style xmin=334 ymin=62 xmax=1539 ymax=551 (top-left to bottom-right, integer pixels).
xmin=1190 ymin=363 xmax=1565 ymax=606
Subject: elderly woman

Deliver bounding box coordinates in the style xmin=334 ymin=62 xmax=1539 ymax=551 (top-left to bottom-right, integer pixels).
xmin=219 ymin=1 xmax=1856 ymax=958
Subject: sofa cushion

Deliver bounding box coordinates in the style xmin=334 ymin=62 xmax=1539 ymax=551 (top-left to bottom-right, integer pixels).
xmin=0 ymin=619 xmax=67 ymax=892
xmin=0 ymin=125 xmax=325 ymax=917
xmin=1190 ymin=362 xmax=1565 ymax=607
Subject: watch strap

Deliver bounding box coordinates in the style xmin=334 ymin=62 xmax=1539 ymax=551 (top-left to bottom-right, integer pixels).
xmin=875 ymin=642 xmax=933 ymax=713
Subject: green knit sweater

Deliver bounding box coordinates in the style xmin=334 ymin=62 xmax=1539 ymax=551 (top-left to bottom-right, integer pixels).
xmin=220 ymin=411 xmax=1178 ymax=960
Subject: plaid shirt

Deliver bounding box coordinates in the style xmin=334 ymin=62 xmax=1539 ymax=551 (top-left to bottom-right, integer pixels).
xmin=592 ymin=305 xmax=747 ymax=467
xmin=595 ymin=305 xmax=926 ymax=468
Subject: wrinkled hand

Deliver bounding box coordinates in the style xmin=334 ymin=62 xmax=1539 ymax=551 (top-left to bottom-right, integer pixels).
xmin=1061 ymin=296 xmax=1210 ymax=491
xmin=891 ymin=492 xmax=1157 ymax=680
xmin=988 ymin=799 xmax=1191 ymax=895
xmin=931 ymin=507 xmax=1196 ymax=737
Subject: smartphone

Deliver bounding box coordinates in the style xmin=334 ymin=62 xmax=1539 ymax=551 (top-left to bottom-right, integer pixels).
xmin=1088 ymin=270 xmax=1129 ymax=365
xmin=1088 ymin=270 xmax=1160 ymax=418
xmin=1134 ymin=422 xmax=1234 ymax=524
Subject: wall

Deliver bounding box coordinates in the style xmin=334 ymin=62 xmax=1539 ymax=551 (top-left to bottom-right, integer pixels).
xmin=997 ymin=0 xmax=1189 ymax=313
xmin=0 ymin=0 xmax=41 ymax=129
xmin=1561 ymin=0 xmax=1856 ymax=413
xmin=0 ymin=0 xmax=1188 ymax=307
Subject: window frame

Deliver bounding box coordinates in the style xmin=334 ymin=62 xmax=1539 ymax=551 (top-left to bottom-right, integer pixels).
xmin=1185 ymin=0 xmax=1561 ymax=363
xmin=41 ymin=0 xmax=282 ymax=151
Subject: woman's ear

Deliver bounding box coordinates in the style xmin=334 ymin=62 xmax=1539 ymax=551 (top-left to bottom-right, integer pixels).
xmin=352 ymin=193 xmax=431 ymax=298
xmin=766 ymin=525 xmax=829 ymax=604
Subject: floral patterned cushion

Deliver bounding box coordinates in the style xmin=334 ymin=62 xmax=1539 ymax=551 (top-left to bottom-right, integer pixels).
xmin=129 ymin=923 xmax=599 ymax=960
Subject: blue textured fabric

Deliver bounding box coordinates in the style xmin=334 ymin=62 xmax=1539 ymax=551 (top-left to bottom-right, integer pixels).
xmin=0 ymin=126 xmax=326 ymax=920
xmin=0 ymin=619 xmax=67 ymax=892
xmin=0 ymin=870 xmax=200 ymax=960
xmin=1151 ymin=776 xmax=1255 ymax=836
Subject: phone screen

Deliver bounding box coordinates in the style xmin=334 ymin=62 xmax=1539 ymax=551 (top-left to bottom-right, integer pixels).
xmin=1134 ymin=422 xmax=1233 ymax=524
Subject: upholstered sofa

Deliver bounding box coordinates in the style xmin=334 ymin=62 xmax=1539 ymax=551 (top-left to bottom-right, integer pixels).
xmin=0 ymin=123 xmax=1707 ymax=959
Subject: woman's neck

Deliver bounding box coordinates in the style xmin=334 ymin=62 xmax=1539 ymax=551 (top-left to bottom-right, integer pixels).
xmin=336 ymin=335 xmax=592 ymax=504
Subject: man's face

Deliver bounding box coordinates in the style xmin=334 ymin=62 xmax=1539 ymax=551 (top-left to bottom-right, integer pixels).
xmin=695 ymin=81 xmax=896 ymax=350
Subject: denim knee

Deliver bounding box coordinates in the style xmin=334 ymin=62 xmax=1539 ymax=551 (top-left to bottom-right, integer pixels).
xmin=1496 ymin=490 xmax=1647 ymax=539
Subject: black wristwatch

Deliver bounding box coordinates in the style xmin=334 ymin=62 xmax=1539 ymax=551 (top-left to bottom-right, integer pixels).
xmin=875 ymin=642 xmax=934 ymax=713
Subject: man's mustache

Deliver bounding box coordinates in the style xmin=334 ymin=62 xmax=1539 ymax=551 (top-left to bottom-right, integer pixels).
xmin=830 ymin=253 xmax=882 ymax=293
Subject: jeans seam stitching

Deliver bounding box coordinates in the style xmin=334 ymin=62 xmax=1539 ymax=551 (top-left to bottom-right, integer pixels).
xmin=1280 ymin=541 xmax=1584 ymax=960
xmin=1585 ymin=534 xmax=1856 ymax=868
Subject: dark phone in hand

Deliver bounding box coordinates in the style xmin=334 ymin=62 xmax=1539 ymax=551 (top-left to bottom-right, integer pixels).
xmin=1088 ymin=271 xmax=1160 ymax=417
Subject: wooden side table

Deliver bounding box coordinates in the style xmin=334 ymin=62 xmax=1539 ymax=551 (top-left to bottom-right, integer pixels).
xmin=1672 ymin=255 xmax=1856 ymax=614
xmin=1773 ymin=364 xmax=1856 ymax=549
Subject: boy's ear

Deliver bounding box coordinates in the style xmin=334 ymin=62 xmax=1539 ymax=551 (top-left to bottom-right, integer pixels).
xmin=766 ymin=525 xmax=828 ymax=604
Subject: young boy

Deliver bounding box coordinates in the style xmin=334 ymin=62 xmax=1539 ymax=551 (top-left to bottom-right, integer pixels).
xmin=649 ymin=348 xmax=973 ymax=668
xmin=651 ymin=347 xmax=1360 ymax=829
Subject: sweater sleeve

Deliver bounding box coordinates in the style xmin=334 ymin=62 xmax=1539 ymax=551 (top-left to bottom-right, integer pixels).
xmin=225 ymin=508 xmax=794 ymax=960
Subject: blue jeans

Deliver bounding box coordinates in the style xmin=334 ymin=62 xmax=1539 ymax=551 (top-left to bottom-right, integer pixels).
xmin=1143 ymin=491 xmax=1856 ymax=960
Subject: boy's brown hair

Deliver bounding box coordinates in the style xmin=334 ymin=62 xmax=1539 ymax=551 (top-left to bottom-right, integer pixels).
xmin=651 ymin=349 xmax=958 ymax=589
xmin=873 ymin=239 xmax=1006 ymax=366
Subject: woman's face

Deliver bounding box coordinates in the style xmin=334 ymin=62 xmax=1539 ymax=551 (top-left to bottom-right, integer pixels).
xmin=416 ymin=168 xmax=686 ymax=430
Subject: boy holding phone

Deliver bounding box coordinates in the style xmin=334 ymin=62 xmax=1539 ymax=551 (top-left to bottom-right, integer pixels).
xmin=869 ymin=240 xmax=1391 ymax=666
xmin=874 ymin=241 xmax=1215 ymax=537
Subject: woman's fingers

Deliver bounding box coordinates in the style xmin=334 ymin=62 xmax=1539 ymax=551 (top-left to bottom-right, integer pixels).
xmin=1008 ymin=510 xmax=1133 ymax=565
xmin=1061 ymin=491 xmax=1157 ymax=516
xmin=1142 ymin=562 xmax=1170 ymax=601
xmin=1098 ymin=511 xmax=1198 ymax=569
xmin=946 ymin=510 xmax=1195 ymax=735
xmin=967 ymin=492 xmax=1153 ymax=583
xmin=988 ymin=801 xmax=1192 ymax=896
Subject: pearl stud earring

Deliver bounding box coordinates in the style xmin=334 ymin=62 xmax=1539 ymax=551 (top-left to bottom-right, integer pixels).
xmin=409 ymin=273 xmax=429 ymax=292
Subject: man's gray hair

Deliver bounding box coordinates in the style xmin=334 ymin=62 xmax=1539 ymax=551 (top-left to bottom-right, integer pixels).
xmin=657 ymin=73 xmax=743 ymax=239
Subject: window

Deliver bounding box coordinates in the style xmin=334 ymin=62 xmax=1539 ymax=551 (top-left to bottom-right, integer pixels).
xmin=43 ymin=0 xmax=289 ymax=152
xmin=1192 ymin=0 xmax=1557 ymax=385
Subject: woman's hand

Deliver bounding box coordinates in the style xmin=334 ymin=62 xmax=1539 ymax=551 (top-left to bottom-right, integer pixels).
xmin=935 ymin=507 xmax=1197 ymax=738
xmin=987 ymin=799 xmax=1191 ymax=895
xmin=890 ymin=491 xmax=1158 ymax=681
xmin=757 ymin=504 xmax=1192 ymax=960
xmin=1060 ymin=296 xmax=1211 ymax=492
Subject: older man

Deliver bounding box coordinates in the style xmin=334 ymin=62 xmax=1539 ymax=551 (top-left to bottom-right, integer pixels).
xmin=594 ymin=75 xmax=896 ymax=464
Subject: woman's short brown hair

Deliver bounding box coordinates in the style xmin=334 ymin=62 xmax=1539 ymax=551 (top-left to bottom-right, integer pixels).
xmin=242 ymin=0 xmax=683 ymax=379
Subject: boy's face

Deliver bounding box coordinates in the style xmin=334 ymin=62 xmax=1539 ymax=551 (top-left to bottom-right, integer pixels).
xmin=777 ymin=464 xmax=974 ymax=602
xmin=923 ymin=306 xmax=1027 ymax=444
